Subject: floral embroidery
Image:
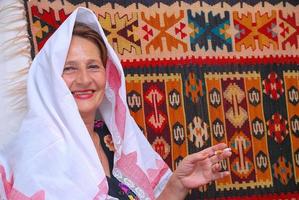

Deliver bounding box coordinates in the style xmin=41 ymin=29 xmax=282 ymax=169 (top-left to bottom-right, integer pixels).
xmin=113 ymin=169 xmax=149 ymax=200
xmin=94 ymin=120 xmax=104 ymax=128
xmin=118 ymin=182 xmax=139 ymax=200
xmin=104 ymin=135 xmax=115 ymax=152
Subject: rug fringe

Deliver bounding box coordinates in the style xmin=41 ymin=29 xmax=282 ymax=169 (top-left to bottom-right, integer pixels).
xmin=0 ymin=0 xmax=31 ymax=111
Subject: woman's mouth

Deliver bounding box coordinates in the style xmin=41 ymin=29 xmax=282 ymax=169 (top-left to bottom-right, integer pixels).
xmin=72 ymin=90 xmax=95 ymax=99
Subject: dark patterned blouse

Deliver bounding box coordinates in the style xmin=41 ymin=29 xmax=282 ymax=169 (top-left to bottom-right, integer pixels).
xmin=94 ymin=120 xmax=139 ymax=200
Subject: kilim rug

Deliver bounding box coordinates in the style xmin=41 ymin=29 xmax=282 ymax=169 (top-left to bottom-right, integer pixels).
xmin=23 ymin=0 xmax=299 ymax=199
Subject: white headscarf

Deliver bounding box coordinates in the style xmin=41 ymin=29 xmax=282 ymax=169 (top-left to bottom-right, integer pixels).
xmin=0 ymin=7 xmax=171 ymax=200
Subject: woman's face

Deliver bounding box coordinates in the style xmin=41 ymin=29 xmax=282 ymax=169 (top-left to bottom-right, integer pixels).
xmin=62 ymin=36 xmax=106 ymax=117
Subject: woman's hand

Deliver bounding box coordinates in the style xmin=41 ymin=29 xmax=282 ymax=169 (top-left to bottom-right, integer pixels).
xmin=175 ymin=143 xmax=231 ymax=188
xmin=157 ymin=143 xmax=232 ymax=200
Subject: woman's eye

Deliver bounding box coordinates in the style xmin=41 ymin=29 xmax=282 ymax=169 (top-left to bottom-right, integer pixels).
xmin=88 ymin=64 xmax=102 ymax=71
xmin=63 ymin=66 xmax=77 ymax=73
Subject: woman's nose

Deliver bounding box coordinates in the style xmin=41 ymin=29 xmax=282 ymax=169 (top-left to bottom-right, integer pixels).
xmin=75 ymin=69 xmax=91 ymax=85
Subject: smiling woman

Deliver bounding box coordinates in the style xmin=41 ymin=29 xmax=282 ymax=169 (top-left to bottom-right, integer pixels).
xmin=62 ymin=34 xmax=106 ymax=125
xmin=62 ymin=23 xmax=134 ymax=198
xmin=0 ymin=7 xmax=231 ymax=200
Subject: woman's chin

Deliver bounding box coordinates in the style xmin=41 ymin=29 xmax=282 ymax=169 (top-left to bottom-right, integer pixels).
xmin=78 ymin=107 xmax=98 ymax=118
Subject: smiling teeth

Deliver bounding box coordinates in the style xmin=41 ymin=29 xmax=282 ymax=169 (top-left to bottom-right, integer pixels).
xmin=73 ymin=90 xmax=93 ymax=95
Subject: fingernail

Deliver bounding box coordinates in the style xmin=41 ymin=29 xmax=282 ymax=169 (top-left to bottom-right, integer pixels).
xmin=214 ymin=148 xmax=231 ymax=156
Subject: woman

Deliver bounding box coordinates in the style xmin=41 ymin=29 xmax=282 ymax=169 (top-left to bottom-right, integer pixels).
xmin=0 ymin=7 xmax=231 ymax=200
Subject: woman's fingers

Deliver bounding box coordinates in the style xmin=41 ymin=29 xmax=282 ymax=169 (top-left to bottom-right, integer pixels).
xmin=185 ymin=151 xmax=209 ymax=164
xmin=185 ymin=143 xmax=232 ymax=165
xmin=201 ymin=143 xmax=228 ymax=157
xmin=209 ymin=148 xmax=232 ymax=164
xmin=212 ymin=171 xmax=230 ymax=180
xmin=211 ymin=162 xmax=221 ymax=172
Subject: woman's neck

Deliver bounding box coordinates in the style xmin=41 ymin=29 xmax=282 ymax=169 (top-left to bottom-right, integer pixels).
xmin=81 ymin=112 xmax=96 ymax=135
xmin=81 ymin=112 xmax=111 ymax=177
